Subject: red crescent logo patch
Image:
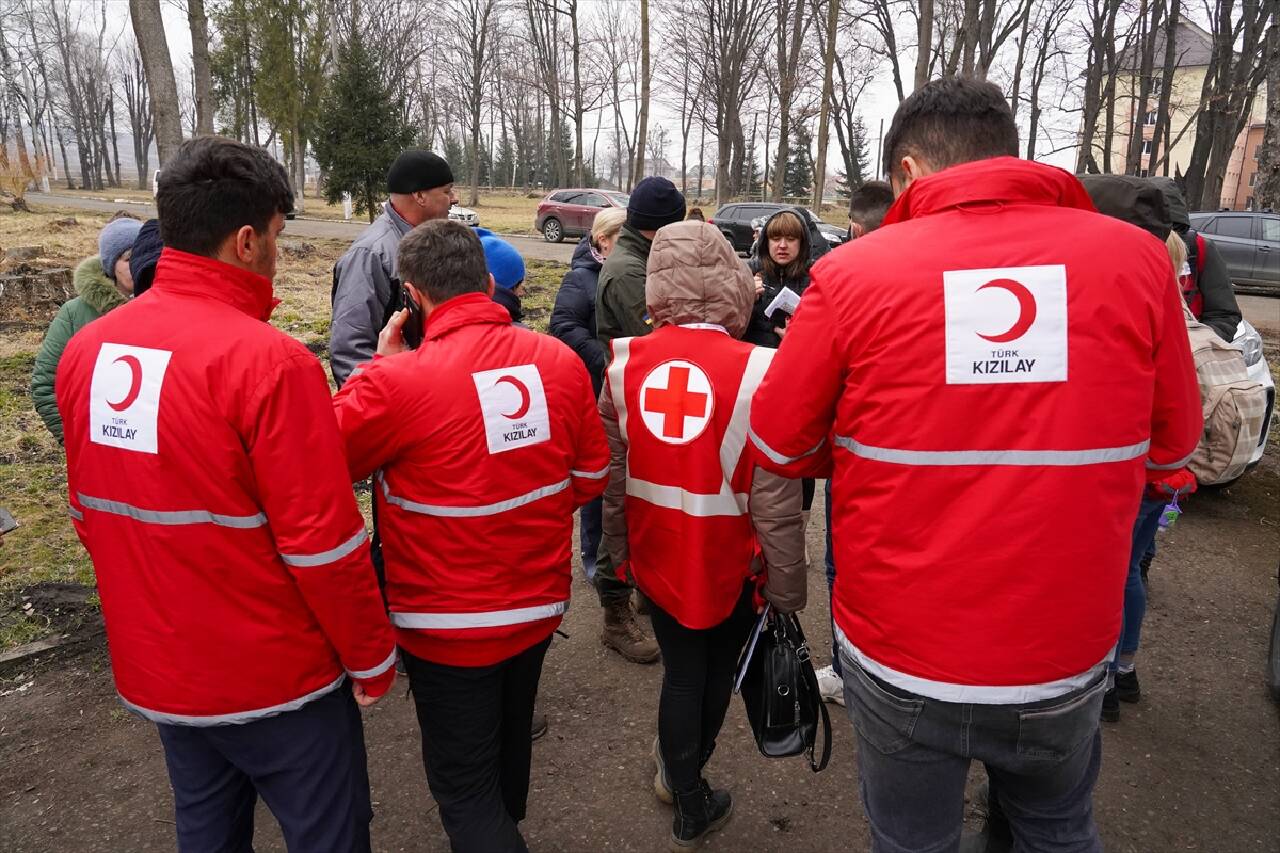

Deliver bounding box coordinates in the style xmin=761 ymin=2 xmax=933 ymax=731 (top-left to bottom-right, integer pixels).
xmin=976 ymin=278 xmax=1038 ymax=343
xmin=496 ymin=375 xmax=532 ymax=419
xmin=107 ymin=355 xmax=144 ymax=412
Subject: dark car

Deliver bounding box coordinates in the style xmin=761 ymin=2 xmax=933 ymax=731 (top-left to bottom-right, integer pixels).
xmin=708 ymin=202 xmax=845 ymax=254
xmin=535 ymin=189 xmax=630 ymax=243
xmin=1188 ymin=210 xmax=1280 ymax=295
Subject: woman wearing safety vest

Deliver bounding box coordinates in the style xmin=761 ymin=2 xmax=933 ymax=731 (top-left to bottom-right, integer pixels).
xmin=599 ymin=220 xmax=808 ymax=851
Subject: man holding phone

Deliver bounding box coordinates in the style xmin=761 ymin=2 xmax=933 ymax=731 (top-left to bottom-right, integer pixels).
xmin=333 ymin=220 xmax=609 ymax=853
xmin=55 ymin=137 xmax=397 ymax=851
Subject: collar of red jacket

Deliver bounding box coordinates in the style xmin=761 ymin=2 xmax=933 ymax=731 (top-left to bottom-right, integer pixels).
xmin=150 ymin=247 xmax=279 ymax=321
xmin=424 ymin=291 xmax=512 ymax=341
xmin=881 ymin=157 xmax=1097 ymax=226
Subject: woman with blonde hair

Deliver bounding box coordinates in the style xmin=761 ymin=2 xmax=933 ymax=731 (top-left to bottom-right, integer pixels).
xmin=550 ymin=205 xmax=660 ymax=663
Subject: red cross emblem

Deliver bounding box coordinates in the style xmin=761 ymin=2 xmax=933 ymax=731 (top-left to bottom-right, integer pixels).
xmin=639 ymin=360 xmax=714 ymax=445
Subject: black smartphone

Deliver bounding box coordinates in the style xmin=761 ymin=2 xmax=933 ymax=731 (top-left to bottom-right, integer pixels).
xmin=400 ymin=285 xmax=423 ymax=350
xmin=0 ymin=507 xmax=18 ymax=535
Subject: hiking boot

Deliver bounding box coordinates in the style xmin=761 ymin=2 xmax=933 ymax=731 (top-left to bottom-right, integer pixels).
xmin=1101 ymin=687 xmax=1120 ymax=722
xmin=531 ymin=710 xmax=548 ymax=742
xmin=671 ymin=781 xmax=732 ymax=850
xmin=815 ymin=664 xmax=845 ymax=706
xmin=634 ymin=589 xmax=653 ymax=617
xmin=602 ymin=601 xmax=660 ymax=663
xmin=653 ymin=736 xmax=673 ymax=804
xmin=1115 ymin=669 xmax=1141 ymax=703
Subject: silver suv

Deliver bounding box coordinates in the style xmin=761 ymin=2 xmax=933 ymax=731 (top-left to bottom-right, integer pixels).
xmin=1188 ymin=211 xmax=1280 ymax=295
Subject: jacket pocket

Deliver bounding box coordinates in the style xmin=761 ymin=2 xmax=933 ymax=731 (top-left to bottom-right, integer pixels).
xmin=846 ymin=661 xmax=924 ymax=755
xmin=1016 ymin=676 xmax=1106 ymax=761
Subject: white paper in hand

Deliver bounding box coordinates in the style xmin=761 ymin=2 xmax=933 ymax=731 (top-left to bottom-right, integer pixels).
xmin=764 ymin=286 xmax=802 ymax=319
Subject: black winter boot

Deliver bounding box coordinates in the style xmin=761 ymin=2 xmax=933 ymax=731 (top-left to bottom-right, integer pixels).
xmin=671 ymin=782 xmax=732 ymax=850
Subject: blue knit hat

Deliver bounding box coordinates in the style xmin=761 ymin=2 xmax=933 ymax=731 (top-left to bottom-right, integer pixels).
xmin=99 ymin=218 xmax=143 ymax=281
xmin=475 ymin=228 xmax=525 ymax=290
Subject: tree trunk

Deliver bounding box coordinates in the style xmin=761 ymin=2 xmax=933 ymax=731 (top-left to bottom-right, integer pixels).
xmin=1149 ymin=0 xmax=1180 ymax=175
xmin=571 ymin=0 xmax=584 ymax=187
xmin=188 ymin=0 xmax=215 ymax=135
xmin=633 ymin=0 xmax=650 ymax=183
xmin=1255 ymin=23 xmax=1279 ymax=209
xmin=130 ymin=0 xmax=184 ymax=165
xmin=811 ymin=0 xmax=839 ymax=210
xmin=915 ymin=0 xmax=934 ymax=91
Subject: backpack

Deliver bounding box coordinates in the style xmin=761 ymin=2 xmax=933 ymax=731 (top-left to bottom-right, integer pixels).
xmin=1183 ymin=305 xmax=1267 ymax=485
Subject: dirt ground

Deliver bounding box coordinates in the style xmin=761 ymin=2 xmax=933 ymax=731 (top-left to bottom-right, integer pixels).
xmin=2 ymin=460 xmax=1278 ymax=852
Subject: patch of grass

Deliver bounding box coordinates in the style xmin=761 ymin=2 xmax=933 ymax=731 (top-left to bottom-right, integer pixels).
xmin=521 ymin=259 xmax=567 ymax=333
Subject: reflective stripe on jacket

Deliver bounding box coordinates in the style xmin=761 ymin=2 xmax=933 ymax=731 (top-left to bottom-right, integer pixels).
xmin=333 ymin=293 xmax=609 ymax=666
xmin=749 ymin=158 xmax=1202 ymax=701
xmin=55 ymin=248 xmax=397 ymax=724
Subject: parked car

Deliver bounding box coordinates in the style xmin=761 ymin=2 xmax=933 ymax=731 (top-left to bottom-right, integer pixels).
xmin=535 ymin=189 xmax=630 ymax=242
xmin=449 ymin=204 xmax=479 ymax=227
xmin=1234 ymin=319 xmax=1275 ymax=476
xmin=708 ymin=202 xmax=845 ymax=254
xmin=1188 ymin=210 xmax=1280 ymax=296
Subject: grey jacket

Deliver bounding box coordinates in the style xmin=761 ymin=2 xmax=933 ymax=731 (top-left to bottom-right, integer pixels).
xmin=329 ymin=202 xmax=413 ymax=386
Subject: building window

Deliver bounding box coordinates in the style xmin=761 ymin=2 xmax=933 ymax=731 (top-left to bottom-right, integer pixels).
xmin=1249 ymin=172 xmax=1257 ymax=187
xmin=1137 ymin=168 xmax=1150 ymax=178
xmin=1141 ymin=140 xmax=1153 ymax=155
xmin=1151 ymin=76 xmax=1163 ymax=93
xmin=1144 ymin=110 xmax=1157 ymax=126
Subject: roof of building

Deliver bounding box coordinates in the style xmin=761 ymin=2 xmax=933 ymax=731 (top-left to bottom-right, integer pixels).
xmin=1118 ymin=19 xmax=1216 ymax=71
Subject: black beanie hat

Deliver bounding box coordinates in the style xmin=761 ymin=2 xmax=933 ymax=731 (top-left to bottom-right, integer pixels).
xmin=129 ymin=219 xmax=163 ymax=296
xmin=387 ymin=150 xmax=454 ymax=194
xmin=627 ymin=176 xmax=686 ymax=231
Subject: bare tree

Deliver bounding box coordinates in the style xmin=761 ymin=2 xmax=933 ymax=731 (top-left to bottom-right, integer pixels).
xmin=1255 ymin=19 xmax=1279 ymax=207
xmin=1147 ymin=0 xmax=1180 ymax=175
xmin=915 ymin=0 xmax=934 ymax=90
xmin=447 ymin=0 xmax=497 ymax=205
xmin=811 ymin=0 xmax=840 ymax=208
xmin=129 ymin=0 xmax=183 ymax=164
xmin=1075 ymin=0 xmax=1123 ymax=173
xmin=769 ymin=0 xmax=813 ymax=201
xmin=120 ymin=43 xmax=154 ymax=189
xmin=189 ymin=0 xmax=214 ymax=134
xmin=633 ymin=0 xmax=650 ymax=183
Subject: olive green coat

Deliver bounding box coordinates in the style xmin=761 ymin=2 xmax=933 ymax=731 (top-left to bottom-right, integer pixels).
xmin=31 ymin=256 xmax=127 ymax=443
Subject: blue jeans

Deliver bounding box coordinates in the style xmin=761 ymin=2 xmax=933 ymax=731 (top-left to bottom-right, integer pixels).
xmin=579 ymin=497 xmax=603 ymax=582
xmin=842 ymin=653 xmax=1105 ymax=853
xmin=1113 ymin=495 xmax=1166 ymax=667
xmin=824 ymin=479 xmax=841 ymax=677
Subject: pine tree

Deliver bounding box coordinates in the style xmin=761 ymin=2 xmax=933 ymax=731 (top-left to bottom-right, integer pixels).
xmin=835 ymin=116 xmax=872 ymax=198
xmin=313 ymin=32 xmax=417 ymax=222
xmin=783 ymin=124 xmax=814 ymax=199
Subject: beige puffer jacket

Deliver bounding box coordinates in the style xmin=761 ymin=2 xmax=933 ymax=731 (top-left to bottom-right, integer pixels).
xmin=598 ymin=221 xmax=809 ymax=614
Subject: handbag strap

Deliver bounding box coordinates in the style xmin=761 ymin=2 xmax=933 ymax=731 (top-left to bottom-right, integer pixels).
xmin=784 ymin=614 xmax=833 ymax=773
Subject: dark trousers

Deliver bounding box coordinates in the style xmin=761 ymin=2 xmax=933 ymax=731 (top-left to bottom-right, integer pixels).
xmin=156 ymin=685 xmax=372 ymax=853
xmin=649 ymin=582 xmax=756 ymax=794
xmin=842 ymin=653 xmax=1105 ymax=853
xmin=403 ymin=637 xmax=551 ymax=853
xmin=823 ymin=479 xmax=841 ymax=677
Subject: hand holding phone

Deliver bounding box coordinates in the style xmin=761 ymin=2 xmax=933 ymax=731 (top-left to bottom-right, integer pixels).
xmin=400 ymin=285 xmax=423 ymax=350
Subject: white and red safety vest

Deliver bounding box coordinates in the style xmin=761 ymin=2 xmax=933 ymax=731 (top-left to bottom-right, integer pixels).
xmin=604 ymin=324 xmax=773 ymax=629
xmin=750 ymin=158 xmax=1202 ymax=703
xmin=333 ymin=293 xmax=609 ymax=666
xmin=56 ymin=249 xmax=397 ymax=725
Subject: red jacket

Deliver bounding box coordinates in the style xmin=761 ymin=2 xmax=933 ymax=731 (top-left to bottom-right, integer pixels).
xmin=333 ymin=293 xmax=609 ymax=666
xmin=602 ymin=327 xmax=771 ymax=628
xmin=56 ymin=249 xmax=396 ymax=725
xmin=749 ymin=158 xmax=1202 ymax=702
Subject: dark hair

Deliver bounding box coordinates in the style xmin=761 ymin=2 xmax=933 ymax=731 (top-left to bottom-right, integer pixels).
xmin=156 ymin=136 xmax=294 ymax=256
xmin=882 ymin=77 xmax=1018 ymax=180
xmin=686 ymin=207 xmax=705 ymax=221
xmin=398 ymin=220 xmax=489 ymax=303
xmin=848 ymin=181 xmax=895 ymax=233
xmin=761 ymin=210 xmax=809 ymax=283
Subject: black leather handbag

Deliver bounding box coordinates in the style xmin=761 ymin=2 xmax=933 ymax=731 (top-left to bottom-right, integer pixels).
xmin=734 ymin=606 xmax=832 ymax=772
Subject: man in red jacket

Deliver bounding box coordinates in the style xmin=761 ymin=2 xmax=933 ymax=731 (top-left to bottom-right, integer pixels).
xmin=749 ymin=78 xmax=1202 ymax=852
xmin=333 ymin=220 xmax=609 ymax=853
xmin=56 ymin=137 xmax=397 ymax=851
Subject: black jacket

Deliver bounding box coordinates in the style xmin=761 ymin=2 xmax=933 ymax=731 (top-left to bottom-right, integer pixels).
xmin=550 ymin=237 xmax=608 ymax=395
xmin=743 ymin=207 xmax=824 ymax=348
xmin=1184 ymin=229 xmax=1242 ymax=342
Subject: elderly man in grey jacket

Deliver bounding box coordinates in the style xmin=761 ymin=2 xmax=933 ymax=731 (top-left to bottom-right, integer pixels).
xmin=329 ymin=149 xmax=456 ymax=386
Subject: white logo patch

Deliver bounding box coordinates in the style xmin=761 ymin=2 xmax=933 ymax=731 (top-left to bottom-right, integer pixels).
xmin=639 ymin=360 xmax=714 ymax=445
xmin=89 ymin=343 xmax=172 ymax=454
xmin=473 ymin=364 xmax=550 ymax=454
xmin=943 ymin=265 xmax=1068 ymax=385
